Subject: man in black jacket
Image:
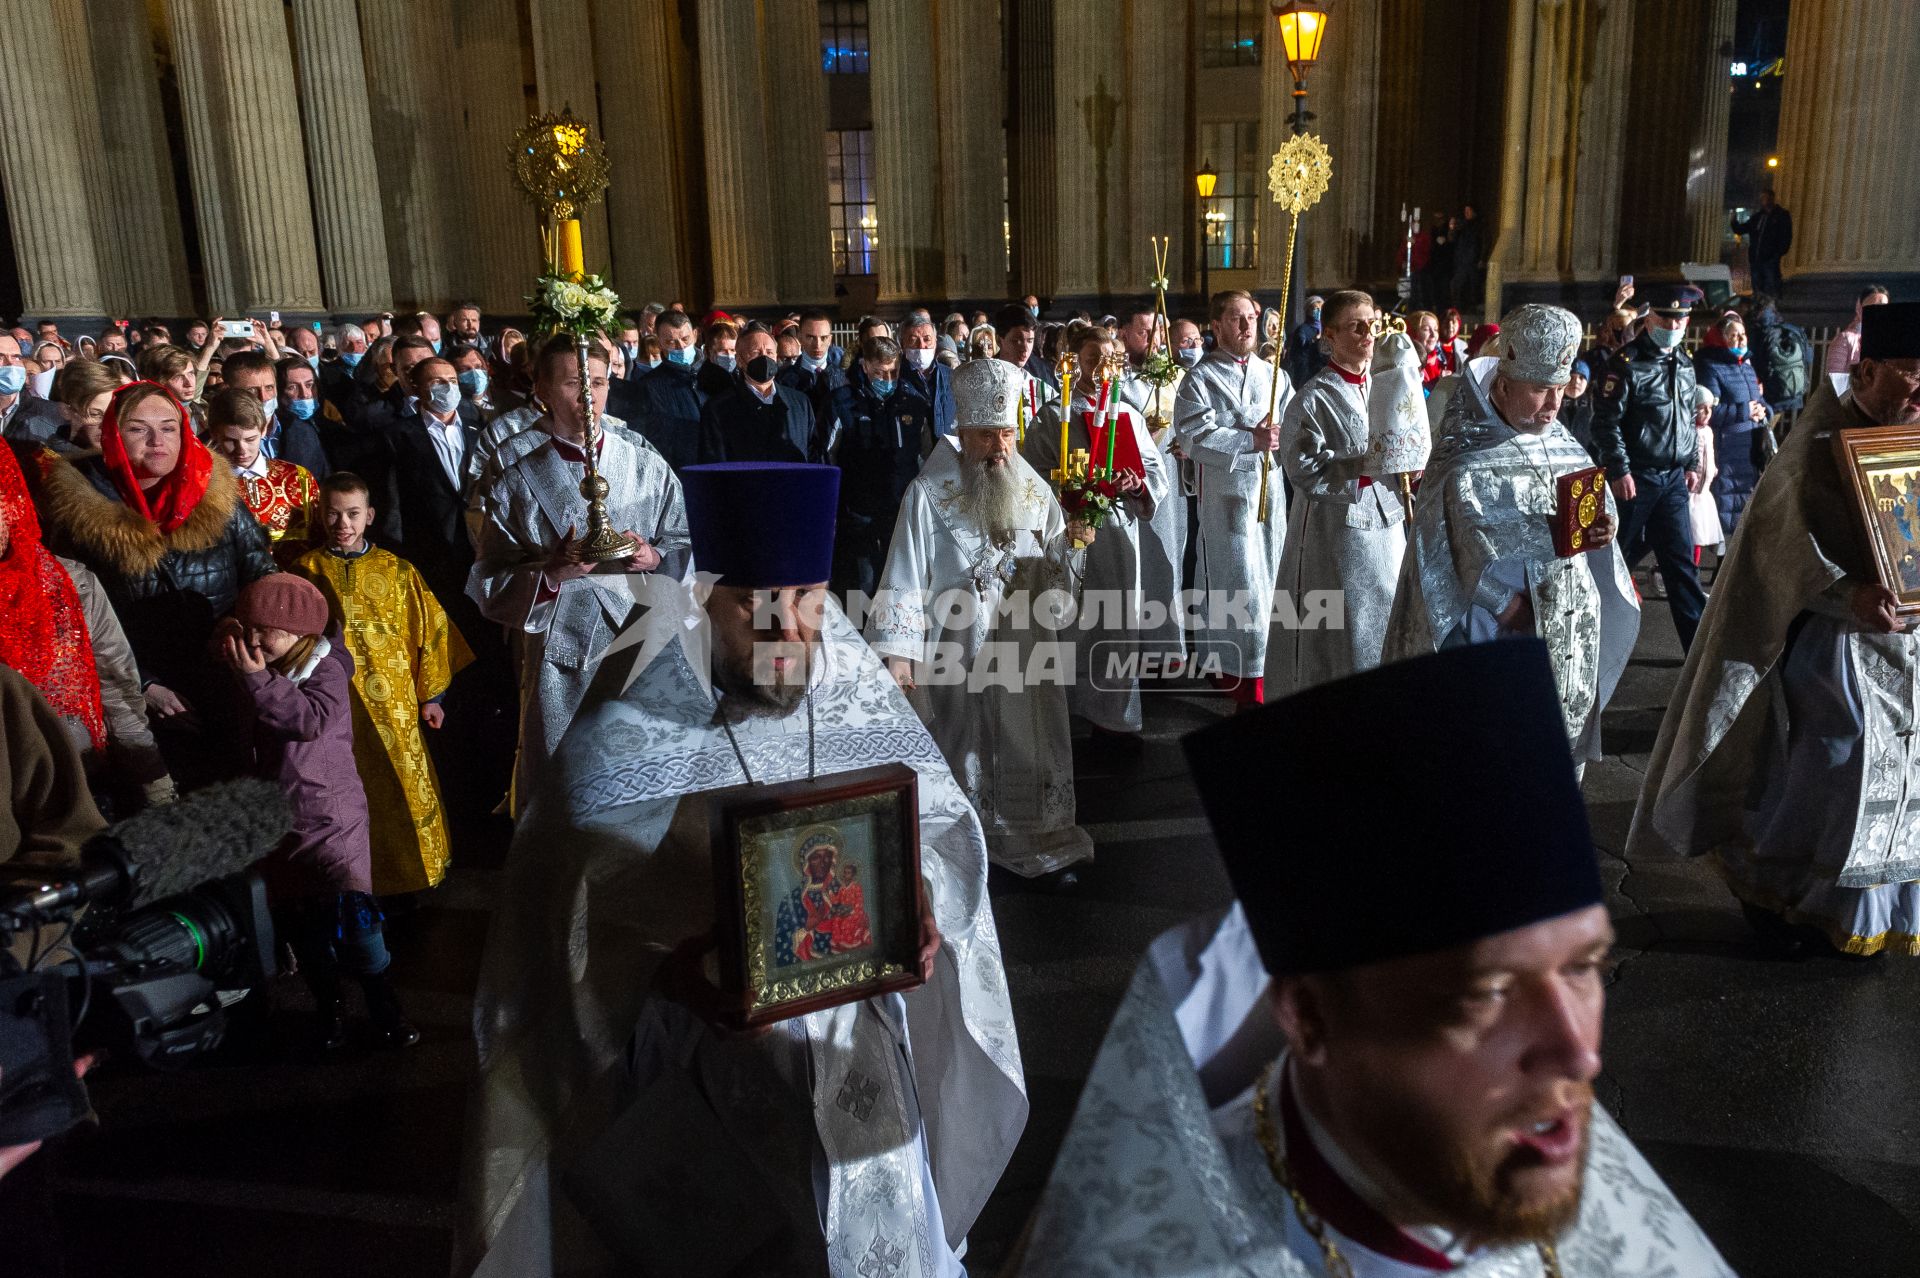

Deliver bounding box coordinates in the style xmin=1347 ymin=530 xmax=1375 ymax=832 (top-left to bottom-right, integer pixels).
xmin=1591 ymin=286 xmax=1707 ymax=650
xmin=1732 ymin=190 xmax=1793 ymax=300
xmin=898 ymin=310 xmax=955 ymax=442
xmin=632 ymin=310 xmax=718 ymax=471
xmin=384 ymin=355 xmax=483 ymax=620
xmin=828 ymin=335 xmax=920 ymax=598
xmin=223 ymin=350 xmax=328 ymax=477
xmin=701 ymin=324 xmax=815 ymax=463
xmin=777 ymin=309 xmax=848 ymax=458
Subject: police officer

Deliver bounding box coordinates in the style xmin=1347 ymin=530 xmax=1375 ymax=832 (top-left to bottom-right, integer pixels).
xmin=828 ymin=334 xmax=920 ymax=600
xmin=1591 ymin=285 xmax=1707 ymax=651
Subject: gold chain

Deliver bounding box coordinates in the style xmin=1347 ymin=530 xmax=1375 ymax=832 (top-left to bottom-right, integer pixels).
xmin=1250 ymin=1064 xmax=1562 ymax=1278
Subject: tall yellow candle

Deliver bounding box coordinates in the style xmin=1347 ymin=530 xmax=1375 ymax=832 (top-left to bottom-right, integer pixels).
xmin=559 ymin=218 xmax=585 ymax=278
xmin=1057 ymin=404 xmax=1070 ymax=478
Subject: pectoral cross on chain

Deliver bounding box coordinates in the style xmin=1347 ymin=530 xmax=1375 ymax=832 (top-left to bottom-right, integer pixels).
xmin=837 ymin=1069 xmax=882 ymax=1121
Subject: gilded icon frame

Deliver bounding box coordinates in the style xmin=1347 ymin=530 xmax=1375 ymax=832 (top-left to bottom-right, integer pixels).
xmin=706 ymin=763 xmax=923 ymax=1028
xmin=1833 ymin=426 xmax=1920 ymax=617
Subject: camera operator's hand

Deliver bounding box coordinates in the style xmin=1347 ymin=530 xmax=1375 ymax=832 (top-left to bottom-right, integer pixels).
xmin=0 ymin=1056 xmax=95 ymax=1180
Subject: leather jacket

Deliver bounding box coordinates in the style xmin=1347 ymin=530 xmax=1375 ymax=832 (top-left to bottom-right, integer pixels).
xmin=1590 ymin=331 xmax=1700 ymax=479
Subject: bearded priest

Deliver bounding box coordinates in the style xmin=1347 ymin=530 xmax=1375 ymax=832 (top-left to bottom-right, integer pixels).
xmin=1383 ymin=305 xmax=1639 ymax=761
xmin=869 ymin=358 xmax=1096 ymax=877
xmin=462 ymin=462 xmax=1026 ymax=1278
xmin=1013 ymin=640 xmax=1736 ymax=1277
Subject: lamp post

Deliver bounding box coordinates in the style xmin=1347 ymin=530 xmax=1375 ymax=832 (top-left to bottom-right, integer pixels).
xmin=1271 ymin=0 xmax=1326 ymax=331
xmin=1196 ymin=160 xmax=1217 ymax=307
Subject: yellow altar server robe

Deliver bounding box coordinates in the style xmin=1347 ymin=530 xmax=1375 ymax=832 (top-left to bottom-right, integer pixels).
xmin=295 ymin=544 xmax=473 ymax=893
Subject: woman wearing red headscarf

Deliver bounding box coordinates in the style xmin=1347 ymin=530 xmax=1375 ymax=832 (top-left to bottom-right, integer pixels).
xmin=30 ymin=381 xmax=276 ymax=785
xmin=0 ymin=444 xmax=105 ymax=755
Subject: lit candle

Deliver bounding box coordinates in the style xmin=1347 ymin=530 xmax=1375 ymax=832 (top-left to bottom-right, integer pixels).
xmin=1017 ymin=387 xmax=1026 ymax=444
xmin=560 ymin=218 xmax=585 ymax=278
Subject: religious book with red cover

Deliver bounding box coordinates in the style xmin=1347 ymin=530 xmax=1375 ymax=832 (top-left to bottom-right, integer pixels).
xmin=1083 ymin=411 xmax=1146 ymax=482
xmin=1552 ymin=466 xmax=1607 ymax=557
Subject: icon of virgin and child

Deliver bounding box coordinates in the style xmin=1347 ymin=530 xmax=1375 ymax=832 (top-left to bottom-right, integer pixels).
xmin=773 ymin=825 xmax=874 ymax=967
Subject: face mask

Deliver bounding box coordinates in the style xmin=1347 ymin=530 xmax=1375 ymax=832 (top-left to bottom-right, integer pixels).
xmin=646 ymin=357 xmax=662 ymax=370
xmin=427 ymin=383 xmax=461 ymax=415
xmin=430 ymin=339 xmax=443 ymax=355
xmin=1649 ymin=325 xmax=1684 ymax=350
xmin=800 ymin=352 xmax=825 ymax=371
xmin=288 ymin=396 xmax=317 ymax=420
xmin=341 ymin=350 xmax=363 ymax=369
xmin=1028 ymin=305 xmax=1039 ymax=319
xmin=904 ymin=347 xmax=934 ymax=371
xmin=1176 ymin=347 xmax=1202 ymax=368
xmin=665 ymin=346 xmax=696 ymax=366
xmin=458 ymin=368 xmax=489 ymax=398
xmin=870 ymin=377 xmax=896 ymax=398
xmin=0 ymin=365 xmax=26 ymax=396
xmin=745 ymin=354 xmax=778 ymax=384
xmin=27 ymin=368 xmax=55 ymax=398
xmin=711 ymin=352 xmax=736 ymax=371
xmin=621 ymin=343 xmax=638 ymax=362
xmin=306 ymin=354 xmax=320 ymax=372
xmin=1728 ymin=344 xmax=1748 ymax=359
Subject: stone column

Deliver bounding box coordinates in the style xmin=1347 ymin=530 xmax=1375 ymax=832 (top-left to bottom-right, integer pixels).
xmin=1255 ymin=12 xmax=1294 ymax=296
xmin=529 ymin=0 xmax=613 ymax=276
xmin=290 ymin=0 xmax=393 ymax=315
xmin=935 ymin=0 xmax=1010 ymax=301
xmin=357 ymin=0 xmax=467 ymax=310
xmin=1487 ymin=0 xmax=1633 ymax=308
xmin=870 ymin=0 xmax=941 ymax=304
xmin=1618 ymin=0 xmax=1736 ymax=276
xmin=1008 ymin=0 xmax=1058 ymax=300
xmin=1303 ymin=0 xmax=1382 ymax=289
xmin=0 ymin=4 xmax=106 ymax=318
xmin=85 ymin=0 xmax=193 ymax=316
xmin=166 ymin=0 xmax=325 ymax=314
xmin=1052 ymin=0 xmax=1127 ymax=299
xmin=759 ymin=0 xmax=836 ymax=306
xmin=51 ymin=0 xmax=126 ymax=315
xmin=593 ymin=0 xmax=688 ymax=305
xmin=452 ymin=0 xmax=537 ymax=316
xmin=696 ymin=1 xmax=778 ymax=308
xmin=1775 ymin=0 xmax=1920 ymax=278
xmin=1119 ymin=0 xmax=1187 ymax=303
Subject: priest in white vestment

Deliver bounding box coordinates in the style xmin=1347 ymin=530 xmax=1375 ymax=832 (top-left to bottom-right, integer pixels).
xmin=1175 ymin=290 xmax=1293 ymax=706
xmin=1267 ymin=291 xmax=1407 ymax=697
xmin=467 ymin=337 xmax=688 ymax=811
xmin=1121 ymin=326 xmax=1191 ymax=667
xmin=869 ymin=358 xmax=1096 ymax=877
xmin=1022 ymin=327 xmax=1170 ymax=737
xmin=461 ymin=462 xmax=1025 ymax=1278
xmin=1631 ymin=302 xmax=1920 ymax=958
xmin=1015 ymin=641 xmax=1737 ymax=1278
xmin=1384 ymin=305 xmax=1638 ymax=761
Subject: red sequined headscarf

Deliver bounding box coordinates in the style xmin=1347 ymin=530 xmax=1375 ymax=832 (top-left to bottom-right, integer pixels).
xmin=99 ymin=381 xmax=213 ymax=535
xmin=0 ymin=445 xmax=105 ymax=749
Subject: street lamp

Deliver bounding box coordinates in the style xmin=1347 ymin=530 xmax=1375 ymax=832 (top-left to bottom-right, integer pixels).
xmin=1196 ymin=160 xmax=1218 ymax=304
xmin=1272 ymin=1 xmax=1327 ymax=136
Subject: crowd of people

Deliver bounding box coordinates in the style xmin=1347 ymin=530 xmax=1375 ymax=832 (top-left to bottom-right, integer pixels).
xmin=1 ymin=249 xmax=1916 ymax=1276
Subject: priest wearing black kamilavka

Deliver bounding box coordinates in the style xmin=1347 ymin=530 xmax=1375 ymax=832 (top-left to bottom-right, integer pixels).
xmin=1634 ymin=300 xmax=1920 ymax=958
xmin=1014 ymin=640 xmax=1736 ymax=1277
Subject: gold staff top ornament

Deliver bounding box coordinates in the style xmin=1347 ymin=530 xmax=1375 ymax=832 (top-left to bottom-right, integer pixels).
xmin=509 ymin=107 xmax=611 ymax=220
xmin=1267 ymin=132 xmax=1333 ymax=215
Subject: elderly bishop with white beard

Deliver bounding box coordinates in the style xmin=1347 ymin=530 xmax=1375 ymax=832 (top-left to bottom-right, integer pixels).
xmin=869 ymin=359 xmax=1097 ymax=878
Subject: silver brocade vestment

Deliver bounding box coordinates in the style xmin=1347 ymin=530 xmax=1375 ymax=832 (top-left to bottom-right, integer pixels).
xmin=1383 ymin=358 xmax=1638 ymax=757
xmin=462 ymin=601 xmax=1027 ymax=1277
xmin=1013 ymin=909 xmax=1739 ymax=1278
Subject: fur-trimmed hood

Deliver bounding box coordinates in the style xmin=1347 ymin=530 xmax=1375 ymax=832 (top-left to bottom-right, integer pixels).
xmin=35 ymin=451 xmax=242 ymax=578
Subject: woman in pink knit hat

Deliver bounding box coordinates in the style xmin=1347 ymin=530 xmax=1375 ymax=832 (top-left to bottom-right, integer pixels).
xmin=220 ymin=573 xmax=417 ymax=1050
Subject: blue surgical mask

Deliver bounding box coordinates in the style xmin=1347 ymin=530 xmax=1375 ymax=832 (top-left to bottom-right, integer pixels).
xmin=870 ymin=377 xmax=896 ymax=398
xmin=1028 ymin=305 xmax=1039 ymax=319
xmin=341 ymin=350 xmax=363 ymax=369
xmin=458 ymin=367 xmax=489 ymax=398
xmin=306 ymin=354 xmax=320 ymax=372
xmin=430 ymin=338 xmax=443 ymax=355
xmin=1176 ymin=347 xmax=1202 ymax=368
xmin=288 ymin=396 xmax=317 ymax=420
xmin=427 ymin=383 xmax=461 ymax=415
xmin=1728 ymin=344 xmax=1748 ymax=359
xmin=0 ymin=365 xmax=25 ymax=396
xmin=1648 ymin=325 xmax=1684 ymax=350
xmin=666 ymin=346 xmax=696 ymax=366
xmin=801 ymin=352 xmax=826 ymax=371
xmin=646 ymin=357 xmax=662 ymax=370
xmin=711 ymin=352 xmax=736 ymax=371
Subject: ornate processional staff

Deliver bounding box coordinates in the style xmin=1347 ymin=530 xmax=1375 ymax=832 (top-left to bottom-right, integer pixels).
xmin=1259 ymin=131 xmax=1332 ymax=524
xmin=509 ymin=107 xmax=631 ymax=562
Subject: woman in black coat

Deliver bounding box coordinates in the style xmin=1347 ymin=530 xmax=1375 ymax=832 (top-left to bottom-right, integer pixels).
xmin=31 ymin=381 xmax=276 ymax=785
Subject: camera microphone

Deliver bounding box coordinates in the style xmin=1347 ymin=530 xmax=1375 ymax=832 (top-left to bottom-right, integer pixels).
xmin=1 ymin=780 xmax=291 ymax=924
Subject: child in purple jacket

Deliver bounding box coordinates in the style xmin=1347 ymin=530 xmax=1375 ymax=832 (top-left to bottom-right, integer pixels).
xmin=219 ymin=574 xmax=418 ymax=1050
